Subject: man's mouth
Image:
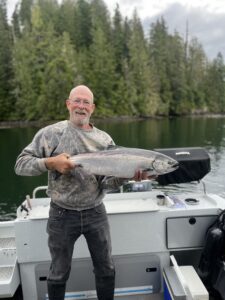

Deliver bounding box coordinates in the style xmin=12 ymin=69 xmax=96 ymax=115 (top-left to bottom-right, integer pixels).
xmin=75 ymin=111 xmax=86 ymax=116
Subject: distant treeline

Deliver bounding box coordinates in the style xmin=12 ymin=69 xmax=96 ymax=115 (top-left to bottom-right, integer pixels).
xmin=0 ymin=0 xmax=225 ymax=121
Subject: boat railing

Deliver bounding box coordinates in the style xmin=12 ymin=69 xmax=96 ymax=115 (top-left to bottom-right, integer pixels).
xmin=32 ymin=185 xmax=48 ymax=199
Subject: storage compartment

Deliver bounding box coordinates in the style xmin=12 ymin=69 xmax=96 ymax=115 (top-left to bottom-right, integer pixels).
xmin=154 ymin=147 xmax=210 ymax=185
xmin=166 ymin=215 xmax=217 ymax=249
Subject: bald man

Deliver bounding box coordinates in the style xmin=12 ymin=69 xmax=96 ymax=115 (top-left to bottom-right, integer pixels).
xmin=15 ymin=85 xmax=124 ymax=300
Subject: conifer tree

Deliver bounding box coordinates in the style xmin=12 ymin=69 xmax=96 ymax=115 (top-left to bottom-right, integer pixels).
xmin=205 ymin=53 xmax=225 ymax=112
xmin=13 ymin=4 xmax=79 ymax=120
xmin=37 ymin=0 xmax=59 ymax=28
xmin=0 ymin=0 xmax=13 ymax=120
xmin=19 ymin=0 xmax=33 ymax=28
xmin=128 ymin=11 xmax=159 ymax=116
xmin=90 ymin=0 xmax=111 ymax=41
xmin=12 ymin=4 xmax=21 ymax=39
xmin=112 ymin=4 xmax=125 ymax=73
xmin=186 ymin=37 xmax=207 ymax=112
xmin=149 ymin=18 xmax=172 ymax=115
xmin=167 ymin=32 xmax=189 ymax=114
xmin=73 ymin=0 xmax=92 ymax=49
xmin=54 ymin=0 xmax=76 ymax=43
xmin=85 ymin=25 xmax=116 ymax=115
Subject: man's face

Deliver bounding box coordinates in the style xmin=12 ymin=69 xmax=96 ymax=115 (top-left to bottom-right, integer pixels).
xmin=66 ymin=97 xmax=95 ymax=127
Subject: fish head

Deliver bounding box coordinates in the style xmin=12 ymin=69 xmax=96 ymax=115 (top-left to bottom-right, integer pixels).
xmin=152 ymin=155 xmax=179 ymax=175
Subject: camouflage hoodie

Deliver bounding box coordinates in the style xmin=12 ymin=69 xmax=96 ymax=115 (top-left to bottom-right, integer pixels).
xmin=15 ymin=120 xmax=124 ymax=210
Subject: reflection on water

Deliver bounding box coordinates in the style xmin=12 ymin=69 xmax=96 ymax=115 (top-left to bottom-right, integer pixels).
xmin=1 ymin=116 xmax=225 ymax=220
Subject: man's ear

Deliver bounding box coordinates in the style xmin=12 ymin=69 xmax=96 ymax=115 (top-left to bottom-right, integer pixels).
xmin=66 ymin=99 xmax=70 ymax=110
xmin=91 ymin=103 xmax=96 ymax=113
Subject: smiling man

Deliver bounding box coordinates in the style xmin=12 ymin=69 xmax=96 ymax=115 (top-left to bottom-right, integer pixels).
xmin=15 ymin=84 xmax=149 ymax=300
xmin=15 ymin=85 xmax=127 ymax=300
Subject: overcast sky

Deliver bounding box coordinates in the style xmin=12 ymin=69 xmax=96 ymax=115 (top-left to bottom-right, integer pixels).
xmin=7 ymin=0 xmax=225 ymax=60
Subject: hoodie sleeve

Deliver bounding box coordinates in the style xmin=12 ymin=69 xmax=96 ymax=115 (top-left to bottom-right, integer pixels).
xmin=14 ymin=128 xmax=51 ymax=176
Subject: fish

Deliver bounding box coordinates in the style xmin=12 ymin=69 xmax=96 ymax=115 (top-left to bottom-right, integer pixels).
xmin=70 ymin=146 xmax=179 ymax=178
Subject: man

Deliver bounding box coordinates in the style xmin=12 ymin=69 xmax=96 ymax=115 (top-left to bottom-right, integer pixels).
xmin=15 ymin=85 xmax=148 ymax=300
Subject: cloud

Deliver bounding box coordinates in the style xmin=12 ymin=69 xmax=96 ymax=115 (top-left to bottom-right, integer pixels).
xmin=142 ymin=2 xmax=225 ymax=60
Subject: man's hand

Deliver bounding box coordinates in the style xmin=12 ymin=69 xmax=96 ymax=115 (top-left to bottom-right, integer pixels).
xmin=45 ymin=153 xmax=74 ymax=174
xmin=133 ymin=170 xmax=158 ymax=181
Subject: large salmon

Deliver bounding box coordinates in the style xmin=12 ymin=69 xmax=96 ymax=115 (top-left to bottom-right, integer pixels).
xmin=70 ymin=146 xmax=179 ymax=178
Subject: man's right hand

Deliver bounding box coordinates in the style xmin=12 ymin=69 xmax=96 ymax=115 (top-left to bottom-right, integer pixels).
xmin=45 ymin=153 xmax=75 ymax=174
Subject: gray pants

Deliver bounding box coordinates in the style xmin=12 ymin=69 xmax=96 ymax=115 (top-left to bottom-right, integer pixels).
xmin=46 ymin=201 xmax=115 ymax=300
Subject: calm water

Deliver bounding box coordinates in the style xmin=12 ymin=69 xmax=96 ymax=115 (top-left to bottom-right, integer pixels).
xmin=1 ymin=116 xmax=225 ymax=220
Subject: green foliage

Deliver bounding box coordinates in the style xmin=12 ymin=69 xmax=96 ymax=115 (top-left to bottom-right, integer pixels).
xmin=186 ymin=38 xmax=207 ymax=112
xmin=12 ymin=5 xmax=79 ymax=120
xmin=0 ymin=0 xmax=225 ymax=121
xmin=0 ymin=0 xmax=13 ymax=120
xmin=85 ymin=25 xmax=117 ymax=116
xmin=128 ymin=11 xmax=160 ymax=116
xmin=19 ymin=0 xmax=33 ymax=28
xmin=149 ymin=18 xmax=172 ymax=115
xmin=204 ymin=53 xmax=225 ymax=113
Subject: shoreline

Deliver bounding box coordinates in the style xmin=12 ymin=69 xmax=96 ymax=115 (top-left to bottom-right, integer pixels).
xmin=0 ymin=113 xmax=225 ymax=128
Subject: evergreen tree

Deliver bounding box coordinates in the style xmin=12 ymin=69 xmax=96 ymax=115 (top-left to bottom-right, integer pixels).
xmin=112 ymin=4 xmax=125 ymax=73
xmin=187 ymin=37 xmax=208 ymax=112
xmin=0 ymin=0 xmax=13 ymax=120
xmin=205 ymin=53 xmax=225 ymax=112
xmin=149 ymin=18 xmax=172 ymax=115
xmin=84 ymin=25 xmax=117 ymax=115
xmin=19 ymin=0 xmax=33 ymax=28
xmin=73 ymin=0 xmax=92 ymax=49
xmin=55 ymin=0 xmax=76 ymax=40
xmin=12 ymin=4 xmax=21 ymax=39
xmin=167 ymin=32 xmax=190 ymax=114
xmin=13 ymin=4 xmax=79 ymax=120
xmin=128 ymin=11 xmax=159 ymax=116
xmin=37 ymin=0 xmax=59 ymax=28
xmin=90 ymin=0 xmax=111 ymax=41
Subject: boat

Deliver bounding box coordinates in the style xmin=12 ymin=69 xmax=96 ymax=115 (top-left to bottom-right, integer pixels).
xmin=0 ymin=147 xmax=224 ymax=300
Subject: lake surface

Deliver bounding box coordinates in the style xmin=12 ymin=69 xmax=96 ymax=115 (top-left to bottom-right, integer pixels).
xmin=1 ymin=116 xmax=225 ymax=220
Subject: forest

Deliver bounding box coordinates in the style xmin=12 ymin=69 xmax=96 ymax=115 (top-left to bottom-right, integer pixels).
xmin=0 ymin=0 xmax=225 ymax=121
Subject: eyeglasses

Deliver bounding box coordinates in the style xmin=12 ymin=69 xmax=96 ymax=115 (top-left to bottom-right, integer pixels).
xmin=69 ymin=98 xmax=92 ymax=107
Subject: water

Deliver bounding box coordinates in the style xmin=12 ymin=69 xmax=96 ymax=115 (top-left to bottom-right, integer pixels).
xmin=1 ymin=116 xmax=225 ymax=220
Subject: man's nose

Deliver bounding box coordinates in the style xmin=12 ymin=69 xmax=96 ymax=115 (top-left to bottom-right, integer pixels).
xmin=77 ymin=101 xmax=86 ymax=108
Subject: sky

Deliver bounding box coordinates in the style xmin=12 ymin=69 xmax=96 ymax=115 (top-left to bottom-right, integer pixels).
xmin=7 ymin=0 xmax=225 ymax=60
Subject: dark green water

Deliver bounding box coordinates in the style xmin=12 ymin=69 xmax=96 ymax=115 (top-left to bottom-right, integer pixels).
xmin=1 ymin=116 xmax=225 ymax=220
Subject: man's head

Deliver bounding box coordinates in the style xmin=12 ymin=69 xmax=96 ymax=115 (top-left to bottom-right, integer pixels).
xmin=66 ymin=85 xmax=95 ymax=128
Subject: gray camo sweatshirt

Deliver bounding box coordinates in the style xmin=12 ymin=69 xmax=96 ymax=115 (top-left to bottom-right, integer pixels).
xmin=15 ymin=120 xmax=124 ymax=210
